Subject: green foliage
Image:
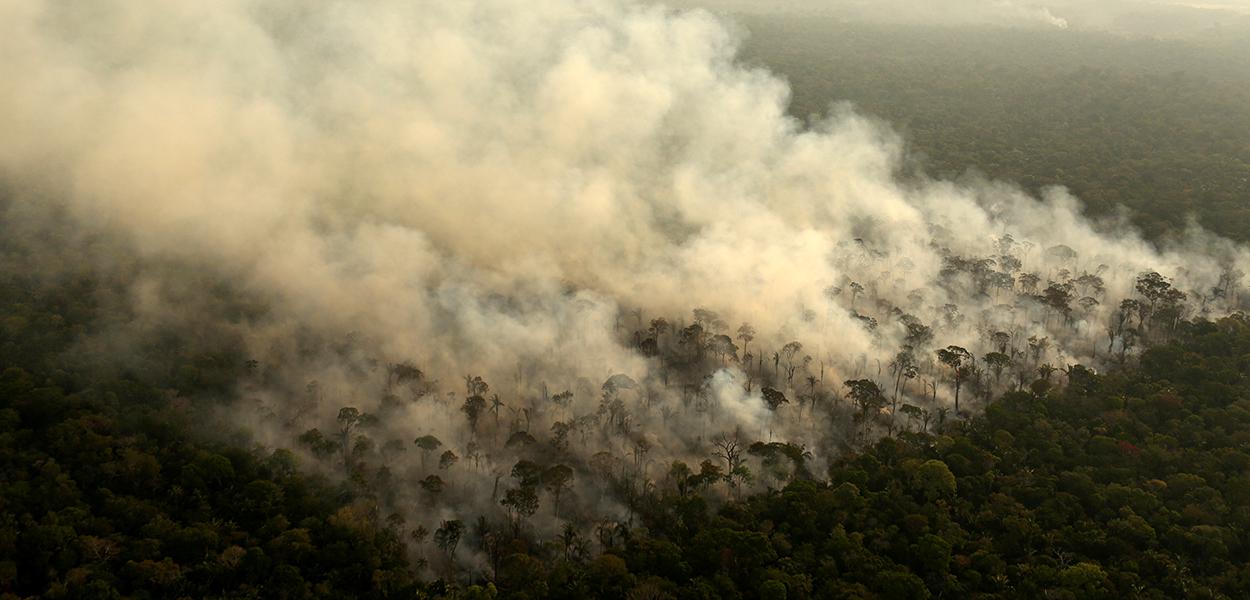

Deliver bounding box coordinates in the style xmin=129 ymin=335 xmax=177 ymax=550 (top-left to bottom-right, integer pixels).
xmin=914 ymin=459 xmax=957 ymax=502
xmin=0 ymin=235 xmax=416 ymax=599
xmin=466 ymin=315 xmax=1250 ymax=599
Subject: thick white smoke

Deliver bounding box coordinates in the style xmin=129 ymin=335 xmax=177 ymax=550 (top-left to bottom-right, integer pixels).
xmin=1 ymin=0 xmax=1246 ymax=570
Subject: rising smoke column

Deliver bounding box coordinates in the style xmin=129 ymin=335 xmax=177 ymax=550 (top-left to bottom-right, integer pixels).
xmin=1 ymin=0 xmax=1246 ymax=570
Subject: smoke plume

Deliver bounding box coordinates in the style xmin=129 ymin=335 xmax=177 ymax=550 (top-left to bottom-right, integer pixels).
xmin=2 ymin=0 xmax=1245 ymax=573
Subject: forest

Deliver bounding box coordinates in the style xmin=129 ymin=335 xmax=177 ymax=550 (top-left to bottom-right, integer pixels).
xmin=737 ymin=17 xmax=1250 ymax=241
xmin=5 ymin=201 xmax=1250 ymax=599
xmin=4 ymin=1 xmax=1250 ymax=599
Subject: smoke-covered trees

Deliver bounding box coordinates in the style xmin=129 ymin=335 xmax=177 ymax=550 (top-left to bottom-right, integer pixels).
xmin=387 ymin=361 xmax=424 ymax=391
xmin=300 ymin=312 xmax=1250 ymax=597
xmin=983 ymin=351 xmax=1012 ymax=385
xmin=5 ymin=218 xmax=1249 ymax=599
xmin=528 ymin=314 xmax=1250 ymax=598
xmin=461 ymin=394 xmax=486 ymax=434
xmin=780 ymin=341 xmax=803 ymax=385
xmin=420 ymin=474 xmax=446 ymax=500
xmin=1136 ymin=271 xmax=1172 ymax=315
xmin=761 ymin=387 xmax=788 ymax=411
xmin=736 ymin=323 xmax=756 ymax=359
xmin=253 ymin=236 xmax=1219 ymax=596
xmin=543 ymin=464 xmax=574 ymax=516
xmin=414 ymin=435 xmax=442 ymax=469
xmin=708 ymin=333 xmax=738 ymax=364
xmin=936 ymin=346 xmax=973 ymax=413
xmin=434 ymin=519 xmax=464 ymax=560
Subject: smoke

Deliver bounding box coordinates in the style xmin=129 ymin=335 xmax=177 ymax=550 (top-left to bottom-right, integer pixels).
xmin=2 ymin=0 xmax=1246 ymax=571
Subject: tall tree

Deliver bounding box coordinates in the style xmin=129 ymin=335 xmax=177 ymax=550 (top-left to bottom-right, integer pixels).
xmin=936 ymin=346 xmax=973 ymax=414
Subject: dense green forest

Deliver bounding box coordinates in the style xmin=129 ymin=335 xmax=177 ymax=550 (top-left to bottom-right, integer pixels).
xmin=737 ymin=19 xmax=1250 ymax=241
xmin=582 ymin=316 xmax=1250 ymax=599
xmin=0 ymin=220 xmax=418 ymax=598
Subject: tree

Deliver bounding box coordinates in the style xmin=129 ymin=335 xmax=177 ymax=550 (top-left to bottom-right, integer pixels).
xmin=899 ymin=403 xmax=925 ymax=432
xmin=506 ymin=430 xmax=537 ymax=448
xmin=298 ymin=428 xmax=337 ymax=460
xmin=560 ymin=522 xmax=588 ymax=563
xmin=709 ymin=334 xmax=739 ymax=364
xmin=914 ymin=459 xmax=957 ymax=502
xmin=1075 ymin=273 xmax=1105 ymax=297
xmin=413 ymin=435 xmax=442 ymax=469
xmin=904 ymin=318 xmax=934 ymax=349
xmin=462 ymin=395 xmax=487 ymax=435
xmin=1027 ymin=336 xmax=1049 ymax=364
xmin=845 ymin=379 xmax=886 ymax=441
xmin=387 ymin=361 xmax=423 ymax=390
xmin=438 ymin=450 xmax=459 ymax=470
xmin=604 ymin=373 xmax=638 ymax=394
xmin=1018 ymin=272 xmax=1041 ymax=294
xmin=761 ymin=387 xmax=789 ymax=439
xmin=1078 ymin=295 xmax=1100 ymax=313
xmin=501 ymin=487 xmax=539 ymax=535
xmin=680 ymin=323 xmax=706 ymax=360
xmin=761 ymin=387 xmax=789 ymax=411
xmin=1041 ymin=281 xmax=1075 ymax=325
xmin=936 ymin=346 xmax=973 ymax=413
xmin=749 ymin=441 xmax=812 ymax=484
xmin=552 ymin=390 xmax=574 ymax=418
xmin=712 ymin=433 xmax=748 ymax=494
xmin=760 ymin=579 xmax=788 ymax=600
xmin=889 ymin=350 xmax=917 ymax=404
xmin=1045 ymin=244 xmax=1078 ymax=264
xmin=1153 ymin=287 xmax=1189 ymax=334
xmin=983 ymin=352 xmax=1012 ymax=385
xmin=844 ymin=379 xmax=884 ymax=412
xmin=649 ymin=318 xmax=670 ymax=339
xmin=781 ymin=341 xmax=803 ymax=386
xmin=1059 ymin=562 xmax=1112 ymax=599
xmin=1037 ymin=363 xmax=1056 ymax=383
xmin=991 ymin=330 xmax=1012 ymax=353
xmin=1136 ymin=271 xmax=1173 ymax=317
xmin=849 ymin=281 xmax=865 ymax=308
xmin=335 ymin=406 xmax=373 ymax=472
xmin=511 ymin=459 xmax=545 ymax=489
xmin=550 ymin=421 xmax=573 ymax=453
xmin=693 ymin=460 xmax=723 ymax=491
xmin=737 ymin=323 xmax=756 ymax=361
xmin=543 ymin=464 xmax=574 ymax=516
xmin=464 ymin=375 xmax=490 ymax=397
xmin=490 ymin=394 xmax=505 ymax=429
xmin=805 ymin=374 xmax=819 ymax=412
xmin=1110 ymin=298 xmax=1139 ymax=354
xmin=435 ymin=520 xmax=464 ymax=559
xmin=692 ymin=307 xmax=721 ymax=329
xmin=420 ymin=474 xmax=446 ymax=500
